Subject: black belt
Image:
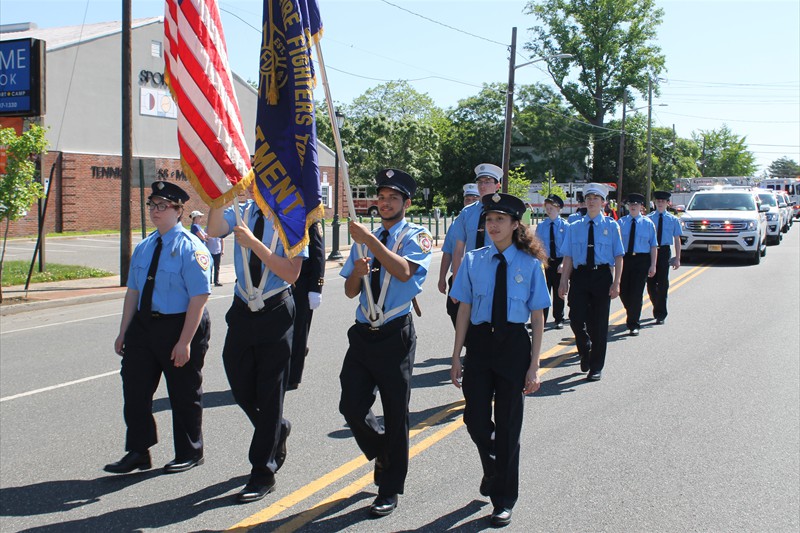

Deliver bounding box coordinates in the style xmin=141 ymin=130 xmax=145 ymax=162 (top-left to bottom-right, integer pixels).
xmin=575 ymin=264 xmax=610 ymax=271
xmin=471 ymin=322 xmax=527 ymax=334
xmin=625 ymin=252 xmax=648 ymax=257
xmin=658 ymin=245 xmax=671 ymax=250
xmin=355 ymin=313 xmax=412 ymax=333
xmin=139 ymin=311 xmax=186 ymax=320
xmin=232 ymin=287 xmax=292 ymax=313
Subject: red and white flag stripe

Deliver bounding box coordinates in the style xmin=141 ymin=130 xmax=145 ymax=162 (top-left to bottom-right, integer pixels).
xmin=164 ymin=0 xmax=252 ymax=205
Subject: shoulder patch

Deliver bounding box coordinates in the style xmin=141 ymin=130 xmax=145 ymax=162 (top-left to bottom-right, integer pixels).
xmin=195 ymin=251 xmax=211 ymax=270
xmin=417 ymin=231 xmax=433 ymax=253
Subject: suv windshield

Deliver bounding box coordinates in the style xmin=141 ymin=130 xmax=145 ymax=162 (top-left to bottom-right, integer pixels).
xmin=757 ymin=193 xmax=777 ymax=207
xmin=687 ymin=193 xmax=757 ymax=211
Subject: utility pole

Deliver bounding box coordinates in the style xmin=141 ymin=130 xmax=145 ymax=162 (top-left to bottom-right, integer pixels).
xmin=500 ymin=27 xmax=516 ymax=194
xmin=617 ymin=91 xmax=627 ymax=203
xmin=645 ymin=78 xmax=653 ymax=209
xmin=120 ymin=0 xmax=132 ymax=285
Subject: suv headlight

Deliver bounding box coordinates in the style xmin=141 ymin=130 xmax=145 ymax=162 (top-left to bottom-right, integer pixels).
xmin=746 ymin=220 xmax=757 ymax=230
xmin=766 ymin=213 xmax=778 ymax=221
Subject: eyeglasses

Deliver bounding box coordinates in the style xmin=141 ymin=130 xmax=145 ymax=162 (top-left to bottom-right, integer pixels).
xmin=146 ymin=201 xmax=177 ymax=212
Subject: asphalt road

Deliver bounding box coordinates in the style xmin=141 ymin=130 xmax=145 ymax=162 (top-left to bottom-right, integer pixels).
xmin=1 ymin=230 xmax=798 ymax=532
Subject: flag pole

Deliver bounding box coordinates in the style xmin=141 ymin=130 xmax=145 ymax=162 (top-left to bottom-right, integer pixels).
xmin=233 ymin=198 xmax=255 ymax=294
xmin=314 ymin=40 xmax=380 ymax=322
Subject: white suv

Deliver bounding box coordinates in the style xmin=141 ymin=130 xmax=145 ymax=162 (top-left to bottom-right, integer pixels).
xmin=755 ymin=190 xmax=783 ymax=245
xmin=678 ymin=187 xmax=768 ymax=265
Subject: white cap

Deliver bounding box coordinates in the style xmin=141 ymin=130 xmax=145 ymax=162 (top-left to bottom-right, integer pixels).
xmin=474 ymin=163 xmax=503 ymax=183
xmin=582 ymin=183 xmax=608 ymax=200
xmin=190 ymin=210 xmax=204 ymax=218
xmin=463 ymin=183 xmax=480 ymax=197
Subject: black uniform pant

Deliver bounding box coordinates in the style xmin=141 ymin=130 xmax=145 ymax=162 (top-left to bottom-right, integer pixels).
xmin=211 ymin=253 xmax=222 ymax=284
xmin=620 ymin=254 xmax=650 ymax=330
xmin=445 ymin=275 xmax=459 ymax=328
xmin=288 ymin=274 xmax=314 ymax=390
xmin=462 ymin=323 xmax=530 ymax=510
xmin=543 ymin=257 xmax=564 ymax=324
xmin=222 ymin=290 xmax=294 ymax=483
xmin=647 ymin=246 xmax=671 ymax=321
xmin=568 ymin=266 xmax=612 ymax=372
xmin=339 ymin=314 xmax=416 ymax=497
xmin=121 ymin=309 xmax=210 ymax=460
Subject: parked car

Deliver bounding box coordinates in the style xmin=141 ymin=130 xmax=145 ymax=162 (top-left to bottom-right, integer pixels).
xmin=678 ymin=187 xmax=768 ymax=265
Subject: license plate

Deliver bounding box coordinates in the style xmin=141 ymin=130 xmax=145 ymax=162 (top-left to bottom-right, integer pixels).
xmin=708 ymin=244 xmax=722 ymax=252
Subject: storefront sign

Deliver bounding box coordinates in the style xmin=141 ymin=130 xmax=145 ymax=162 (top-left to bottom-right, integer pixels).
xmin=0 ymin=38 xmax=45 ymax=117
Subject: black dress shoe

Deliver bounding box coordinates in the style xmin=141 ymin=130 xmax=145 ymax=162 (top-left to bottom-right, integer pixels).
xmin=629 ymin=328 xmax=640 ymax=336
xmin=555 ymin=321 xmax=564 ymax=330
xmin=579 ymin=349 xmax=590 ymax=373
xmin=374 ymin=454 xmax=388 ymax=486
xmin=214 ymin=282 xmax=223 ymax=287
xmin=655 ymin=318 xmax=665 ymax=325
xmin=163 ymin=456 xmax=204 ymax=474
xmin=276 ymin=421 xmax=291 ymax=471
xmin=587 ymin=370 xmax=602 ymax=382
xmin=237 ymin=477 xmax=276 ymax=503
xmin=490 ymin=507 xmax=512 ymax=527
xmin=369 ymin=494 xmax=397 ymax=517
xmin=104 ymin=451 xmax=151 ymax=474
xmin=479 ymin=475 xmax=493 ymax=497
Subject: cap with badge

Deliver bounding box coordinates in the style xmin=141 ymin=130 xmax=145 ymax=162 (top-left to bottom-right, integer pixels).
xmin=626 ymin=193 xmax=645 ymax=205
xmin=582 ymin=182 xmax=608 ymax=200
xmin=463 ymin=183 xmax=480 ymax=197
xmin=149 ymin=181 xmax=190 ymax=204
xmin=653 ymin=191 xmax=671 ymax=200
xmin=375 ymin=168 xmax=416 ymax=199
xmin=482 ymin=192 xmax=526 ymax=221
xmin=544 ymin=194 xmax=564 ymax=209
xmin=474 ymin=163 xmax=503 ymax=184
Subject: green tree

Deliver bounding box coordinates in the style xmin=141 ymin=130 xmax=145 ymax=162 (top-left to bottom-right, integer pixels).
xmin=0 ymin=124 xmax=49 ymax=302
xmin=524 ymin=0 xmax=666 ymax=180
xmin=694 ymin=125 xmax=757 ymax=177
xmin=348 ymin=80 xmax=443 ymax=123
xmin=766 ymin=156 xmax=800 ymax=178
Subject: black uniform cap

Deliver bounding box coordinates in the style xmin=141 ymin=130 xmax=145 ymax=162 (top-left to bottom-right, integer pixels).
xmin=626 ymin=193 xmax=646 ymax=205
xmin=482 ymin=192 xmax=526 ymax=221
xmin=375 ymin=168 xmax=416 ymax=199
xmin=544 ymin=194 xmax=564 ymax=209
xmin=149 ymin=181 xmax=190 ymax=204
xmin=653 ymin=191 xmax=672 ymax=200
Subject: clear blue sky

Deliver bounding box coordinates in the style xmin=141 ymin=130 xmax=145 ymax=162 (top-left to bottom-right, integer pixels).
xmin=2 ymin=0 xmax=798 ymax=174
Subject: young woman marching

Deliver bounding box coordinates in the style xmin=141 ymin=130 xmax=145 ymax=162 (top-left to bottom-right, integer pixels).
xmin=449 ymin=192 xmax=551 ymax=528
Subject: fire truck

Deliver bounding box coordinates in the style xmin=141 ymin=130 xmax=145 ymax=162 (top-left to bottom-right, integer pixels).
xmin=759 ymin=177 xmax=800 ymax=219
xmin=351 ymin=185 xmax=380 ymax=217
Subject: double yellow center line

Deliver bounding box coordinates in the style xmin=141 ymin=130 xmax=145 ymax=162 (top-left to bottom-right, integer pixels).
xmin=228 ymin=262 xmax=710 ymax=531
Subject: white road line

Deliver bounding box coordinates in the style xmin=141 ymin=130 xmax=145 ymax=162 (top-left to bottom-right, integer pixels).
xmin=0 ymin=313 xmax=122 ymax=335
xmin=0 ymin=371 xmax=119 ymax=403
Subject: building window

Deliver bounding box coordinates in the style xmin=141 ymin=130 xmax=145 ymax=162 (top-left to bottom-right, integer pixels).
xmin=151 ymin=40 xmax=162 ymax=58
xmin=321 ymin=183 xmax=331 ymax=208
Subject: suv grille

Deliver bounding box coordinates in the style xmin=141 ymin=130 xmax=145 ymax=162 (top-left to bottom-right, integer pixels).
xmin=685 ymin=220 xmax=748 ymax=233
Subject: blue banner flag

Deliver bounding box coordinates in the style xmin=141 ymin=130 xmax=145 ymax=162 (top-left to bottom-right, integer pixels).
xmin=253 ymin=0 xmax=324 ymax=257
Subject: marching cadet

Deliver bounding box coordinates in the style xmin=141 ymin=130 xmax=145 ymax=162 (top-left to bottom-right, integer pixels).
xmin=558 ymin=183 xmax=624 ymax=382
xmin=206 ymin=183 xmax=305 ymax=504
xmin=438 ymin=182 xmax=481 ymax=327
xmin=106 ymin=181 xmax=211 ymax=475
xmin=534 ymin=194 xmax=568 ymax=329
xmin=287 ymin=220 xmax=325 ymax=391
xmin=567 ymin=191 xmax=587 ymax=223
xmin=647 ymin=191 xmax=682 ymax=324
xmin=339 ymin=169 xmax=432 ymax=518
xmin=449 ymin=192 xmax=550 ymax=528
xmin=617 ymin=193 xmax=658 ymax=336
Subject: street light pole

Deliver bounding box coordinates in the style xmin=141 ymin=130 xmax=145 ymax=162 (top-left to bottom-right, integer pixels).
xmin=327 ymin=109 xmax=345 ymax=261
xmin=645 ymin=78 xmax=653 ymax=209
xmin=617 ymin=92 xmax=627 ymax=205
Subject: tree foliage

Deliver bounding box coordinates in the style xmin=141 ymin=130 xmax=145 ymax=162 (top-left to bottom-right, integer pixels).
xmin=766 ymin=156 xmax=800 ymax=178
xmin=693 ymin=124 xmax=757 ymax=177
xmin=524 ymin=0 xmax=666 ymax=179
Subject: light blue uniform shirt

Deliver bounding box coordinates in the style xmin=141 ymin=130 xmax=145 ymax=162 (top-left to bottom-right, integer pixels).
xmin=448 ymin=201 xmax=484 ymax=252
xmin=127 ymin=223 xmax=211 ymax=313
xmin=441 ymin=225 xmax=456 ymax=255
xmin=340 ymin=218 xmax=432 ymax=324
xmin=451 ymin=243 xmax=551 ymax=325
xmin=560 ymin=213 xmax=624 ymax=266
xmin=618 ymin=214 xmax=658 ymax=254
xmin=535 ymin=216 xmax=568 ymax=258
xmin=567 ymin=209 xmax=587 ymax=224
xmin=648 ymin=210 xmax=683 ymax=246
xmin=222 ymin=200 xmax=308 ymax=303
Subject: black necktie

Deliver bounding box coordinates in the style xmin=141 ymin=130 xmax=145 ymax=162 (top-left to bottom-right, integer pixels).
xmin=587 ymin=221 xmax=595 ymax=267
xmin=492 ymin=253 xmax=507 ymax=336
xmin=249 ymin=212 xmax=265 ymax=286
xmin=370 ymin=229 xmax=390 ymax=304
xmin=476 ymin=209 xmax=487 ymax=249
xmin=139 ymin=236 xmax=162 ymax=314
xmin=627 ymin=217 xmax=636 ymax=255
xmin=657 ymin=213 xmax=664 ymax=246
xmin=549 ymin=221 xmax=557 ymax=259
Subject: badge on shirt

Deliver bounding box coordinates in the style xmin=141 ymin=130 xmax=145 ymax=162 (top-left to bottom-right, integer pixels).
xmin=195 ymin=251 xmax=211 ymax=270
xmin=417 ymin=231 xmax=433 ymax=253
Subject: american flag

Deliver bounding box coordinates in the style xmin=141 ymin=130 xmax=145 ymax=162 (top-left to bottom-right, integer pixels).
xmin=164 ymin=0 xmax=252 ymax=206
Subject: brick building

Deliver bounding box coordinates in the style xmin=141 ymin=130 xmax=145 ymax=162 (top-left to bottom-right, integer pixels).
xmin=0 ymin=18 xmax=340 ymax=238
